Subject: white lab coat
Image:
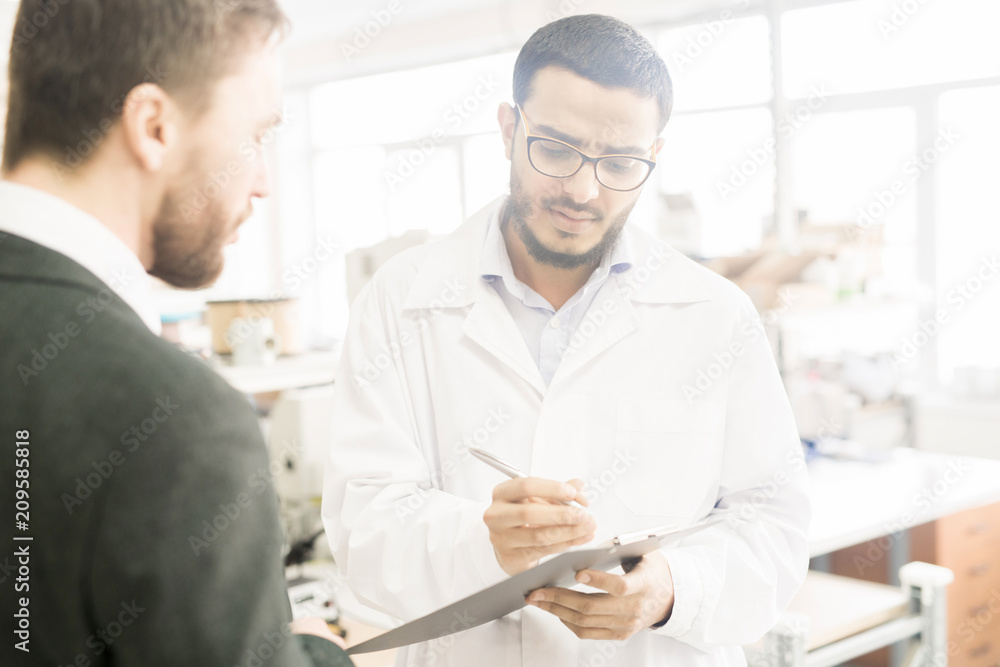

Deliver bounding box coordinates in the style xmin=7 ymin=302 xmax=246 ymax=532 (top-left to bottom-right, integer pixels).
xmin=322 ymin=199 xmax=810 ymax=667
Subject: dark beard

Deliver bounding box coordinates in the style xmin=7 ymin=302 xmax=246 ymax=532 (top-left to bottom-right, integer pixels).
xmin=148 ymin=189 xmax=230 ymax=289
xmin=502 ymin=171 xmax=635 ymax=270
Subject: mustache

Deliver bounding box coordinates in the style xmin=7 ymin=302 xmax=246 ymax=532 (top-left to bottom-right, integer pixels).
xmin=541 ymin=196 xmax=603 ymax=220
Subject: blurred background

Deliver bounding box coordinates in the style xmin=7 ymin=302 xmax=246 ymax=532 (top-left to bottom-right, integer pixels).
xmin=3 ymin=0 xmax=998 ymax=664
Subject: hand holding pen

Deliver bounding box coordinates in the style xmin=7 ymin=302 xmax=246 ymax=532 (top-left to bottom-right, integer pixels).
xmin=472 ymin=446 xmax=597 ymax=576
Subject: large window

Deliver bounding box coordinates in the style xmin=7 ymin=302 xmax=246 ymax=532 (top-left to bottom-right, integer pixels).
xmin=656 ymin=15 xmax=773 ymax=257
xmin=310 ymin=50 xmax=516 ymax=248
xmin=936 ymin=86 xmax=1000 ymax=378
xmin=267 ymin=0 xmax=1000 ymax=383
xmin=781 ymin=0 xmax=1000 ymax=97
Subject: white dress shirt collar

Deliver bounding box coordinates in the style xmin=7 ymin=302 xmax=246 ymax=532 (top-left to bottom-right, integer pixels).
xmin=0 ymin=180 xmax=161 ymax=335
xmin=479 ymin=200 xmax=635 ymax=305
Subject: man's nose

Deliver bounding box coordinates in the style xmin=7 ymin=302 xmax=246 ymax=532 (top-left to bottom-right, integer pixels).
xmin=561 ymin=161 xmax=600 ymax=204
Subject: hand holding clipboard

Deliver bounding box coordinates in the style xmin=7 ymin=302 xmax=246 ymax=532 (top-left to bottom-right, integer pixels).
xmin=346 ymin=516 xmax=729 ymax=655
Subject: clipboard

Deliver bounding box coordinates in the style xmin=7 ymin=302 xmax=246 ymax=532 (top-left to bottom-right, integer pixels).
xmin=346 ymin=517 xmax=726 ymax=654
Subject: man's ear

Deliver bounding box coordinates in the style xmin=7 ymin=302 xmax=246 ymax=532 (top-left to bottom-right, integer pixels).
xmin=119 ymin=83 xmax=178 ymax=172
xmin=653 ymin=136 xmax=665 ymax=158
xmin=497 ymin=102 xmax=518 ymax=161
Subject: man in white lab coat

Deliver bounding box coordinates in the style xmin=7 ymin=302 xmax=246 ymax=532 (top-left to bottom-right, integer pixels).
xmin=322 ymin=13 xmax=810 ymax=667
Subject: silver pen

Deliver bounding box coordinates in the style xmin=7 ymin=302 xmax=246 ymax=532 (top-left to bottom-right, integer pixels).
xmin=468 ymin=446 xmax=590 ymax=512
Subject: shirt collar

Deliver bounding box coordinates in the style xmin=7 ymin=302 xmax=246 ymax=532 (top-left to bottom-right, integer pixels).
xmin=403 ymin=196 xmax=713 ymax=311
xmin=0 ymin=180 xmax=162 ymax=335
xmin=478 ymin=200 xmax=635 ymax=300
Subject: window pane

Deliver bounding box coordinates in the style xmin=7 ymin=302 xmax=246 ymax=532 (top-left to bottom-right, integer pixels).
xmin=463 ymin=132 xmax=509 ymax=216
xmin=936 ymin=86 xmax=1000 ymax=377
xmin=790 ymin=107 xmax=916 ymax=238
xmin=385 ymin=145 xmax=463 ymax=236
xmin=313 ymin=147 xmax=387 ymax=250
xmin=659 ymin=108 xmax=774 ymax=257
xmin=310 ymin=51 xmax=515 ymax=149
xmin=658 ymin=16 xmax=771 ymax=112
xmin=782 ymin=0 xmax=1000 ymax=98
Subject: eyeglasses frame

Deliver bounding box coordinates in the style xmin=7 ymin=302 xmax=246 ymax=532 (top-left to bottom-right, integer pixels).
xmin=514 ymin=103 xmax=658 ymax=192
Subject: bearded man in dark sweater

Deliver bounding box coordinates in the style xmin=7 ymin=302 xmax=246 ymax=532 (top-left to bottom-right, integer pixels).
xmin=0 ymin=1 xmax=350 ymax=665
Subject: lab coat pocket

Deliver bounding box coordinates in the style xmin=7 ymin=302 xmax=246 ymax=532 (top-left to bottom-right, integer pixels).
xmin=612 ymin=398 xmax=724 ymax=519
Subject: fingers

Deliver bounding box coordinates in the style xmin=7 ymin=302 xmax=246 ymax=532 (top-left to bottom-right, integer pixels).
xmin=485 ymin=477 xmax=595 ymax=576
xmin=492 ymin=477 xmax=582 ymax=505
xmin=486 ymin=516 xmax=596 ymax=573
xmin=557 ymin=617 xmax=644 ymax=641
xmin=575 ymin=568 xmax=638 ymax=597
xmin=484 ymin=500 xmax=592 ymax=531
xmin=565 ymin=478 xmax=589 ymax=507
xmin=498 ymin=533 xmax=594 ymax=572
xmin=504 ymin=526 xmax=596 ymax=551
xmin=525 ymin=590 xmax=644 ymax=639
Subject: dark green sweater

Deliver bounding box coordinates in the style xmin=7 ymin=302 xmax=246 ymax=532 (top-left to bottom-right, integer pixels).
xmin=1 ymin=233 xmax=351 ymax=666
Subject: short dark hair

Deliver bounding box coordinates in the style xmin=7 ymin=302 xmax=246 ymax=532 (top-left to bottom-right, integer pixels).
xmin=3 ymin=0 xmax=289 ymax=172
xmin=513 ymin=14 xmax=672 ymax=133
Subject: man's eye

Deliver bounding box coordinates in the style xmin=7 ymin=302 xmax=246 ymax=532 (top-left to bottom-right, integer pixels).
xmin=540 ymin=144 xmax=573 ymax=159
xmin=604 ymin=158 xmax=638 ymax=174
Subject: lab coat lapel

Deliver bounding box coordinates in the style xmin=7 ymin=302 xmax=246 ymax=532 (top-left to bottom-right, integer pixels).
xmin=462 ymin=286 xmax=547 ymax=395
xmin=402 ymin=200 xmax=547 ymax=394
xmin=548 ymin=275 xmax=639 ymax=388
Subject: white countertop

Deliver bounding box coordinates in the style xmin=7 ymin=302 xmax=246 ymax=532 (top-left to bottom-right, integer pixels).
xmin=213 ymin=351 xmax=338 ymax=394
xmin=806 ymin=447 xmax=1000 ymax=557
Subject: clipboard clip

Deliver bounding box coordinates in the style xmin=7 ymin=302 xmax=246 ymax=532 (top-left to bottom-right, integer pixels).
xmin=602 ymin=523 xmax=679 ymax=549
xmin=594 ymin=524 xmax=678 ymax=574
xmin=614 ymin=524 xmax=679 ymax=546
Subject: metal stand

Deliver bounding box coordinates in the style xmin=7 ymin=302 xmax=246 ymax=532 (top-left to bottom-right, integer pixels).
xmin=747 ymin=562 xmax=953 ymax=667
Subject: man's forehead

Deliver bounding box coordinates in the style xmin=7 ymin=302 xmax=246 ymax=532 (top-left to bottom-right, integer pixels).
xmin=523 ymin=67 xmax=661 ymax=153
xmin=212 ymin=43 xmax=283 ymax=113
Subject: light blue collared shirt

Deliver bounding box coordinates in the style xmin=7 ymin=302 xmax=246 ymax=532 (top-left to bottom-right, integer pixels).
xmin=479 ymin=203 xmax=634 ymax=385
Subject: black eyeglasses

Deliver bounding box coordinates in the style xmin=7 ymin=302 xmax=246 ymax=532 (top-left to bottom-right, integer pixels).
xmin=516 ymin=104 xmax=657 ymax=192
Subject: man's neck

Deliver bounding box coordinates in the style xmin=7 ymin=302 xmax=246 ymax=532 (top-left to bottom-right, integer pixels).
xmin=3 ymin=157 xmax=152 ymax=267
xmin=500 ymin=212 xmax=600 ymax=312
